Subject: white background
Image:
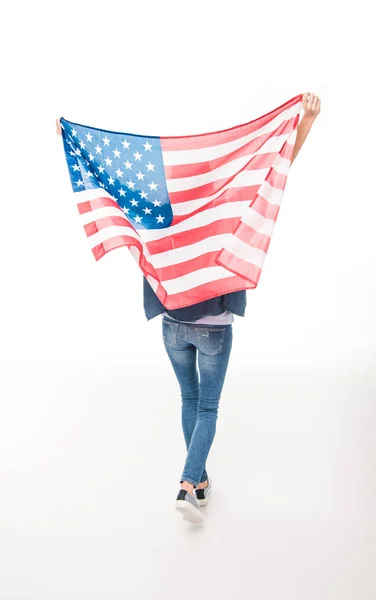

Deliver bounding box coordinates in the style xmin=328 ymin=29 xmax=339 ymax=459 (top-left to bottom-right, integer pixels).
xmin=1 ymin=0 xmax=375 ymax=598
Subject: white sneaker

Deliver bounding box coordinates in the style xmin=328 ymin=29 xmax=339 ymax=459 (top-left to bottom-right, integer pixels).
xmin=175 ymin=488 xmax=203 ymax=522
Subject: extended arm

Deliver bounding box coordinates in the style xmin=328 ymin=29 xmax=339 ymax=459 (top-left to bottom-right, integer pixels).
xmin=291 ymin=92 xmax=321 ymax=165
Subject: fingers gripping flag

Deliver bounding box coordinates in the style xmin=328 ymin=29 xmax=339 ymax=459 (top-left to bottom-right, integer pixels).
xmin=59 ymin=93 xmax=303 ymax=310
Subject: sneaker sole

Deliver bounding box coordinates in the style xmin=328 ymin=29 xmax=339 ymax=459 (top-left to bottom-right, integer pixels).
xmin=196 ymin=496 xmax=210 ymax=507
xmin=175 ymin=500 xmax=203 ymax=522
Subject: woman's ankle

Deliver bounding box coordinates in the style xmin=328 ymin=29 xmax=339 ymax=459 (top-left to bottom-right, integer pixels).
xmin=196 ymin=480 xmax=208 ymax=489
xmin=180 ymin=481 xmax=195 ymax=494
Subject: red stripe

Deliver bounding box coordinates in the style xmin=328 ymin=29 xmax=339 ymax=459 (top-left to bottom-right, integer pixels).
xmin=280 ymin=140 xmax=296 ymax=160
xmin=147 ymin=209 xmax=277 ymax=259
xmin=161 ymin=93 xmax=302 ymax=151
xmin=233 ymin=220 xmax=273 ymax=254
xmin=160 ymin=274 xmax=259 ymax=310
xmin=146 ymin=216 xmax=241 ymax=255
xmin=77 ymin=195 xmax=119 ymax=214
xmin=84 ymin=214 xmax=134 ymax=237
xmin=92 ymin=234 xmax=158 ymax=280
xmin=216 ymin=249 xmax=262 ymax=285
xmin=155 ymin=250 xmax=223 ymax=281
xmin=164 ymin=117 xmax=296 ymax=180
xmin=170 ymin=185 xmax=260 ymax=226
xmin=267 ymin=168 xmax=288 ymax=191
xmin=247 ymin=193 xmax=280 ymax=221
xmin=153 ymin=221 xmax=274 ymax=282
xmin=169 ymin=161 xmax=287 ymax=205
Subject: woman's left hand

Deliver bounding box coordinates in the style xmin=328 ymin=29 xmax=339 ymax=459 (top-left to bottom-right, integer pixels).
xmin=302 ymin=92 xmax=321 ymax=120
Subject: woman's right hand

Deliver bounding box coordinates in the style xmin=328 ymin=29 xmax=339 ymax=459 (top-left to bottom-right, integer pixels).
xmin=55 ymin=117 xmax=62 ymax=135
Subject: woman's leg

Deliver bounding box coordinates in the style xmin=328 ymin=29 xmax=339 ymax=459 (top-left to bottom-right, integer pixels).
xmin=179 ymin=324 xmax=233 ymax=488
xmin=162 ymin=318 xmax=209 ymax=485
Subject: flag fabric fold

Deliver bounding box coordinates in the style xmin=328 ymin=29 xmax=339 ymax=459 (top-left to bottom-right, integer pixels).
xmin=60 ymin=93 xmax=303 ymax=309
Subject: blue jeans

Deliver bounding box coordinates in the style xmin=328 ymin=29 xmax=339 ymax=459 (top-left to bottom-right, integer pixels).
xmin=162 ymin=316 xmax=233 ymax=488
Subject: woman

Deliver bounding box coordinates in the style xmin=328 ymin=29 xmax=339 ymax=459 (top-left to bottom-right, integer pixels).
xmin=56 ymin=92 xmax=321 ymax=523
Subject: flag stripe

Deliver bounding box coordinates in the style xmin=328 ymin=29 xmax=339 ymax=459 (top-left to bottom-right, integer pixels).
xmin=160 ymin=94 xmax=301 ymax=152
xmin=165 ymin=139 xmax=292 ymax=194
xmin=163 ymin=125 xmax=295 ymax=180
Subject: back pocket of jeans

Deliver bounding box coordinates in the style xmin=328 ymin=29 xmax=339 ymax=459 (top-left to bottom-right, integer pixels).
xmin=193 ymin=327 xmax=226 ymax=355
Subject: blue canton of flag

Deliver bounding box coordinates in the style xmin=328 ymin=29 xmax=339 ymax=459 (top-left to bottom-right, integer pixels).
xmin=60 ymin=117 xmax=173 ymax=229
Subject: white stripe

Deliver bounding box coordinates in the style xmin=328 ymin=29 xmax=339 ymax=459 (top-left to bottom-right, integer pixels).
xmin=172 ymin=173 xmax=283 ymax=216
xmin=162 ymin=266 xmax=237 ymax=295
xmin=170 ymin=169 xmax=270 ymax=215
xmin=151 ymin=233 xmax=233 ymax=267
xmin=83 ymin=223 xmax=151 ymax=257
xmin=138 ymin=200 xmax=251 ymax=242
xmin=241 ymin=204 xmax=278 ymax=235
xmin=222 ymin=236 xmax=267 ymax=268
xmin=162 ymin=105 xmax=298 ymax=166
xmin=78 ymin=204 xmax=129 ymax=226
xmin=166 ymin=133 xmax=292 ymax=192
xmin=74 ymin=188 xmax=114 ymax=201
xmin=150 ymin=232 xmax=267 ymax=270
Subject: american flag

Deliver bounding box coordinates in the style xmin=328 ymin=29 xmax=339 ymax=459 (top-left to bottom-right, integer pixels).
xmin=60 ymin=93 xmax=303 ymax=310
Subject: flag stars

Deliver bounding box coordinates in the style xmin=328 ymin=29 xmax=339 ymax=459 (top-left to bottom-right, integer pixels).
xmin=64 ymin=123 xmax=168 ymax=229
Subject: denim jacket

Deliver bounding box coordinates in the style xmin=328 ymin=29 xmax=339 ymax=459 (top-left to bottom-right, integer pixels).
xmin=143 ymin=276 xmax=247 ymax=321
